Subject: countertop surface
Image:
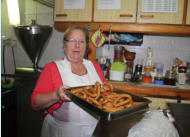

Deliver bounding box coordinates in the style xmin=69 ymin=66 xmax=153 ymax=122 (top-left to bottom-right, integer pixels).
xmin=110 ymin=80 xmax=190 ymax=90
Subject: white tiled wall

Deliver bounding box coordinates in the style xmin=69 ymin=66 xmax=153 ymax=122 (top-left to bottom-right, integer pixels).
xmin=96 ymin=35 xmax=190 ymax=74
xmin=2 ymin=0 xmax=190 ymax=75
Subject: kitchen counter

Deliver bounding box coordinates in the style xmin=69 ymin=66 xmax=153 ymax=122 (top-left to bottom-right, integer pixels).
xmin=110 ymin=81 xmax=190 ymax=101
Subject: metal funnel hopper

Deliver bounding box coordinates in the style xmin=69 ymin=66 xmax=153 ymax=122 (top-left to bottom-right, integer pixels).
xmin=14 ymin=20 xmax=52 ymax=72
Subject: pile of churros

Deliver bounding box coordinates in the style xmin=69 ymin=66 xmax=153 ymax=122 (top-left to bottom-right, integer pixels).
xmin=71 ymin=82 xmax=142 ymax=112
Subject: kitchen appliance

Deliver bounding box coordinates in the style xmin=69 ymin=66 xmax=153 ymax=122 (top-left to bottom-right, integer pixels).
xmin=110 ymin=70 xmax=124 ymax=81
xmin=110 ymin=46 xmax=126 ymax=81
xmin=14 ymin=20 xmax=52 ymax=73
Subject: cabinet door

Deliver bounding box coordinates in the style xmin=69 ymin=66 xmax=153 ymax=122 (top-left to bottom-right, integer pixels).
xmin=94 ymin=0 xmax=137 ymax=22
xmin=54 ymin=0 xmax=92 ymax=22
xmin=137 ymin=0 xmax=184 ymax=24
xmin=186 ymin=0 xmax=190 ymax=25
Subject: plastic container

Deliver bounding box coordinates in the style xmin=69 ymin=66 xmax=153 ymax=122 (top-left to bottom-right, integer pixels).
xmin=110 ymin=71 xmax=124 ymax=81
xmin=110 ymin=61 xmax=125 ymax=81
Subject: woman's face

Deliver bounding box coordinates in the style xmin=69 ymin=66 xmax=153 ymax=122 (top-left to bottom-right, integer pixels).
xmin=64 ymin=29 xmax=87 ymax=63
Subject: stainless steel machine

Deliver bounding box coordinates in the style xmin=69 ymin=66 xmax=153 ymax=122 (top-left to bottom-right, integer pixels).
xmin=13 ymin=20 xmax=52 ymax=137
xmin=14 ymin=20 xmax=53 ymax=73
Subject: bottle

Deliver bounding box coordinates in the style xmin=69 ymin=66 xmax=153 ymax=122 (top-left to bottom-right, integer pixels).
xmin=105 ymin=58 xmax=111 ymax=80
xmin=131 ymin=64 xmax=143 ymax=82
xmin=142 ymin=67 xmax=152 ymax=83
xmin=151 ymin=66 xmax=157 ymax=83
xmin=145 ymin=47 xmax=153 ymax=67
xmin=124 ymin=60 xmax=134 ymax=82
xmin=154 ymin=68 xmax=164 ymax=85
xmin=177 ymin=66 xmax=187 ymax=85
xmin=114 ymin=46 xmax=123 ymax=62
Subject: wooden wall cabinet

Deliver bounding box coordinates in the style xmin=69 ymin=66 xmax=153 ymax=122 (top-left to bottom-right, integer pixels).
xmin=54 ymin=0 xmax=190 ymax=39
xmin=54 ymin=0 xmax=92 ymax=22
xmin=137 ymin=0 xmax=185 ymax=24
xmin=94 ymin=0 xmax=137 ymax=23
xmin=54 ymin=0 xmax=190 ymax=26
xmin=186 ymin=0 xmax=190 ymax=24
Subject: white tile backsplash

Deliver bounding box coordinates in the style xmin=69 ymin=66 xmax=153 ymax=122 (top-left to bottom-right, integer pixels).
xmin=96 ymin=35 xmax=190 ymax=74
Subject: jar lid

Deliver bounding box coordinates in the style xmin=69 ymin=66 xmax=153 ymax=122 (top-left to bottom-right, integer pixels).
xmin=145 ymin=66 xmax=152 ymax=71
xmin=157 ymin=68 xmax=163 ymax=72
xmin=165 ymin=70 xmax=175 ymax=79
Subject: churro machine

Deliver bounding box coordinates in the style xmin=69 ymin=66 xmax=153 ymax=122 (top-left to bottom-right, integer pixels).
xmin=14 ymin=20 xmax=52 ymax=74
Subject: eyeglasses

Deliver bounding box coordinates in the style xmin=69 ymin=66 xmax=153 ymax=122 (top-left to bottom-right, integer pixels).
xmin=65 ymin=39 xmax=86 ymax=46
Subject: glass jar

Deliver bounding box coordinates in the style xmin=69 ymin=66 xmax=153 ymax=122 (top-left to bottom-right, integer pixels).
xmin=154 ymin=68 xmax=164 ymax=85
xmin=164 ymin=70 xmax=176 ymax=85
xmin=142 ymin=67 xmax=152 ymax=83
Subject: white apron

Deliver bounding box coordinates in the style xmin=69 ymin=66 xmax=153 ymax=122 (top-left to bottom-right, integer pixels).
xmin=41 ymin=58 xmax=102 ymax=137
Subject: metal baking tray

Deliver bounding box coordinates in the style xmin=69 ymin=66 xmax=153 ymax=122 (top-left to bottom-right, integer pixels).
xmin=66 ymin=87 xmax=151 ymax=121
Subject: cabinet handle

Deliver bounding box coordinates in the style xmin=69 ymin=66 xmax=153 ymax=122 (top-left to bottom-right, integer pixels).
xmin=140 ymin=14 xmax=154 ymax=18
xmin=56 ymin=14 xmax=67 ymax=17
xmin=120 ymin=14 xmax=133 ymax=17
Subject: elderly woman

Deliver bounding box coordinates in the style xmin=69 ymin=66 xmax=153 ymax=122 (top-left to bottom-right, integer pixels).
xmin=31 ymin=26 xmax=107 ymax=137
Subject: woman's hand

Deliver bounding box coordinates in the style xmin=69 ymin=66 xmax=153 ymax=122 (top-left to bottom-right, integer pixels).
xmin=33 ymin=85 xmax=71 ymax=110
xmin=56 ymin=85 xmax=71 ymax=101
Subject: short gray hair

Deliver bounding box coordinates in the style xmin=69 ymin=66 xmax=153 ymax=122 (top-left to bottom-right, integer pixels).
xmin=63 ymin=26 xmax=89 ymax=43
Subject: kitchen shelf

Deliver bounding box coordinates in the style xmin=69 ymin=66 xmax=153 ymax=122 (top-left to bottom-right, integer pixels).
xmin=54 ymin=22 xmax=190 ymax=35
